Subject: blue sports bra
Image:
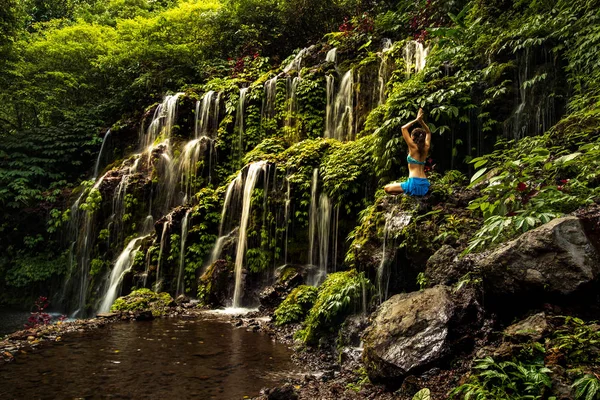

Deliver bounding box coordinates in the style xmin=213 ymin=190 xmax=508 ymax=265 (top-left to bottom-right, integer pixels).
xmin=407 ymin=154 xmax=426 ymax=165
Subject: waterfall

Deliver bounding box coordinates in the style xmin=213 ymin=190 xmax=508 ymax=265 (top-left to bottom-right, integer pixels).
xmin=155 ymin=216 xmax=172 ymax=291
xmin=232 ymin=161 xmax=267 ymax=308
xmin=404 ymin=41 xmax=429 ymax=76
xmin=325 ymin=75 xmax=335 ymax=138
xmin=261 ymin=77 xmax=278 ymax=122
xmin=376 ymin=210 xmax=412 ymax=302
xmin=66 ymin=173 xmax=109 ymax=317
xmin=93 ymin=130 xmax=111 ymax=180
xmin=234 ymin=87 xmax=249 ymax=160
xmin=179 ymin=137 xmax=214 ymax=204
xmin=209 ymin=173 xmax=243 ymax=265
xmin=283 ymin=46 xmax=313 ymax=73
xmin=285 ymin=77 xmax=301 ymax=133
xmin=176 ymin=209 xmax=192 ymax=296
xmin=316 ymin=193 xmax=332 ymax=285
xmin=307 ymin=168 xmax=319 ymax=267
xmin=377 ymin=39 xmax=393 ymax=105
xmin=283 ymin=177 xmax=291 ymax=265
xmin=195 ymin=91 xmax=220 ymax=138
xmin=141 ymin=93 xmax=184 ymax=151
xmin=326 ymin=47 xmax=337 ymax=64
xmin=325 ymin=70 xmax=354 ymax=142
xmin=307 ymin=169 xmax=332 ymax=286
xmin=98 ymin=235 xmax=147 ymax=313
xmin=376 ymin=217 xmax=393 ymax=304
xmin=156 ymin=143 xmax=178 ymax=213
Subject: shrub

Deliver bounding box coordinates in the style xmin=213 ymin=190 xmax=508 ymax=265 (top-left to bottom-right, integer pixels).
xmin=296 ymin=270 xmax=372 ymax=344
xmin=274 ymin=285 xmax=318 ymax=326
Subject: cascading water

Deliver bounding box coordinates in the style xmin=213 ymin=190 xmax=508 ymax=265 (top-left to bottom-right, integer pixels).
xmin=316 ymin=193 xmax=332 ymax=285
xmin=283 ymin=177 xmax=291 ymax=265
xmin=376 ymin=217 xmax=393 ymax=303
xmin=377 ymin=39 xmax=394 ymax=105
xmin=404 ymin=40 xmax=429 ymax=76
xmin=376 ymin=210 xmax=412 ymax=302
xmin=261 ymin=77 xmax=278 ymax=122
xmin=208 ymin=173 xmax=243 ymax=265
xmin=325 ymin=70 xmax=354 ymax=141
xmin=195 ymin=91 xmax=220 ymax=138
xmin=99 ymin=235 xmax=147 ymax=313
xmin=155 ymin=215 xmax=172 ymax=292
xmin=307 ymin=169 xmax=333 ymax=286
xmin=326 ymin=47 xmax=337 ymax=64
xmin=176 ymin=209 xmax=192 ymax=296
xmin=232 ymin=161 xmax=267 ymax=308
xmin=283 ymin=46 xmax=313 ymax=73
xmin=179 ymin=137 xmax=214 ymax=204
xmin=234 ymin=87 xmax=249 ymax=161
xmin=141 ymin=93 xmax=184 ymax=151
xmin=93 ymin=130 xmax=111 ymax=180
xmin=284 ymin=77 xmax=301 ymax=134
xmin=307 ymin=168 xmax=319 ymax=268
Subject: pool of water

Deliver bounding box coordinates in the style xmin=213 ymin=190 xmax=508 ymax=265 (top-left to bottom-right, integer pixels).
xmin=0 ymin=315 xmax=296 ymax=399
xmin=0 ymin=308 xmax=31 ymax=337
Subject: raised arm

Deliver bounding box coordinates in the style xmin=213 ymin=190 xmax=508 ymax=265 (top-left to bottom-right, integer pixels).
xmin=401 ymin=117 xmax=419 ymax=151
xmin=416 ymin=108 xmax=431 ymax=148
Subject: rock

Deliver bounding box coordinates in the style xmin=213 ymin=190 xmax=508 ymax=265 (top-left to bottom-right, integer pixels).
xmin=197 ymin=260 xmax=234 ymax=307
xmin=479 ymin=216 xmax=600 ymax=299
xmin=338 ymin=315 xmax=369 ymax=348
xmin=504 ymin=312 xmax=549 ymax=342
xmin=97 ymin=312 xmax=119 ymax=318
xmin=362 ymin=285 xmax=482 ymax=388
xmin=266 ymin=384 xmax=298 ymax=400
xmin=134 ymin=311 xmax=154 ymax=321
xmin=425 ymin=245 xmax=474 ymax=285
xmin=259 ymin=265 xmax=306 ymax=310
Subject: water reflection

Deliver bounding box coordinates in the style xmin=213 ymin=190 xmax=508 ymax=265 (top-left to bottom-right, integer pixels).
xmin=0 ymin=316 xmax=296 ymax=399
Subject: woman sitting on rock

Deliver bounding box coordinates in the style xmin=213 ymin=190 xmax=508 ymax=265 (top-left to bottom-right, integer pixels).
xmin=384 ymin=108 xmax=431 ymax=196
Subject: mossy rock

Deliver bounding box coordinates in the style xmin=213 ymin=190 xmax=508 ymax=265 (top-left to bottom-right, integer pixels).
xmin=110 ymin=288 xmax=174 ymax=317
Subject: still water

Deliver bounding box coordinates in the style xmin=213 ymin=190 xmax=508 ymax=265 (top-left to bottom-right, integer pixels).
xmin=0 ymin=315 xmax=296 ymax=399
xmin=0 ymin=308 xmax=30 ymax=337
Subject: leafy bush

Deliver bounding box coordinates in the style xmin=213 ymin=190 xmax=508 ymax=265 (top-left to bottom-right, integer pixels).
xmin=273 ymin=285 xmax=318 ymax=326
xmin=296 ymin=270 xmax=372 ymax=344
xmin=449 ymin=357 xmax=552 ymax=399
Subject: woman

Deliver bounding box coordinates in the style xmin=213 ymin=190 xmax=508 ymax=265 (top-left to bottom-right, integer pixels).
xmin=384 ymin=108 xmax=431 ymax=196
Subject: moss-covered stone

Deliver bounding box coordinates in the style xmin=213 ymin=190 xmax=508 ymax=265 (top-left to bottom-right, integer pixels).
xmin=110 ymin=288 xmax=174 ymax=317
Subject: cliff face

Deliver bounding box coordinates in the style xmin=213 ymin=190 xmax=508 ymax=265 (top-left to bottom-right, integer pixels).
xmin=1 ymin=0 xmax=600 ymax=397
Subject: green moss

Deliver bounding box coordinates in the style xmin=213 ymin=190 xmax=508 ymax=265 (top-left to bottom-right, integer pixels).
xmin=110 ymin=288 xmax=174 ymax=316
xmin=274 ymin=285 xmax=318 ymax=326
xmin=296 ymin=270 xmax=373 ymax=345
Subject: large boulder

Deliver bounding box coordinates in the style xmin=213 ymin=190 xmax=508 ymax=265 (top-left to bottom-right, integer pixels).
xmin=479 ymin=216 xmax=600 ymax=299
xmin=362 ymin=285 xmax=482 ymax=388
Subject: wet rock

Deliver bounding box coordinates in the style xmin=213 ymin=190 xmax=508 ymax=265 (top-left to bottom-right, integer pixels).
xmin=338 ymin=315 xmax=369 ymax=348
xmin=259 ymin=265 xmax=306 ymax=310
xmin=266 ymin=384 xmax=298 ymax=400
xmin=425 ymin=245 xmax=474 ymax=286
xmin=504 ymin=312 xmax=549 ymax=341
xmin=362 ymin=285 xmax=482 ymax=388
xmin=197 ymin=259 xmax=234 ymax=307
xmin=134 ymin=311 xmax=154 ymax=321
xmin=479 ymin=216 xmax=600 ymax=299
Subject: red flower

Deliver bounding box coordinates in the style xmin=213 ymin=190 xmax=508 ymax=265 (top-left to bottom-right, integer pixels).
xmin=557 ymin=185 xmax=564 ymax=191
xmin=517 ymin=182 xmax=527 ymax=192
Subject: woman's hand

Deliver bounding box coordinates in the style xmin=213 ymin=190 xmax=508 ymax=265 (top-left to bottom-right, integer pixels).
xmin=417 ymin=108 xmax=425 ymax=120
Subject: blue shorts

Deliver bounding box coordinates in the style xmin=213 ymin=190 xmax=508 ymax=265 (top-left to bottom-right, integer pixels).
xmin=400 ymin=177 xmax=430 ymax=196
